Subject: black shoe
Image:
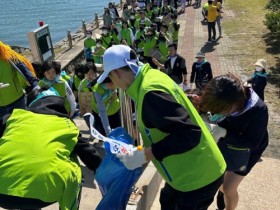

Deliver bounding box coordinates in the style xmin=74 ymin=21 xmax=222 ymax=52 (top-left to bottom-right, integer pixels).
xmin=217 ymin=190 xmax=225 ymax=210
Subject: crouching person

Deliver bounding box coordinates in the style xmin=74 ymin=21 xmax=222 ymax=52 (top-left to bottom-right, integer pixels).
xmin=0 ymin=89 xmax=102 ymax=210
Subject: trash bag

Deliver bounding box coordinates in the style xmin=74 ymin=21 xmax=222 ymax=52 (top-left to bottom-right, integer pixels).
xmin=95 ymin=127 xmax=143 ymax=210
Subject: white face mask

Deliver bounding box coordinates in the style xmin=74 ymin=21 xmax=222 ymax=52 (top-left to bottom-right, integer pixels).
xmin=255 ymin=66 xmax=263 ymax=72
xmin=86 ymin=35 xmax=91 ymax=38
xmin=102 ymin=30 xmax=108 ymax=35
xmin=130 ymin=16 xmax=135 ymax=19
xmin=96 ymin=43 xmax=101 ymax=47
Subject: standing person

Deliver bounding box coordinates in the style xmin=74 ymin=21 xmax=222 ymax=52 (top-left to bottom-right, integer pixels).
xmin=0 ymin=91 xmax=102 ymax=210
xmin=103 ymin=7 xmax=113 ymax=28
xmin=197 ymin=73 xmax=269 ymax=210
xmin=78 ymin=62 xmax=98 ymax=120
xmin=84 ymin=30 xmax=96 ymax=63
xmin=72 ymin=64 xmax=85 ymax=102
xmin=190 ymin=52 xmax=213 ymax=90
xmin=91 ymin=76 xmax=121 ymax=136
xmin=153 ymin=43 xmax=188 ymax=88
xmin=214 ymin=0 xmax=223 ymax=38
xmin=247 ymin=59 xmax=268 ymax=101
xmin=0 ymin=41 xmax=39 ymax=119
xmin=108 ymin=2 xmax=119 ymax=22
xmin=38 ymin=61 xmax=76 ymax=117
xmin=92 ymin=39 xmax=106 ymax=64
xmin=120 ymin=21 xmax=135 ymax=47
xmin=205 ymin=0 xmax=218 ymax=43
xmin=97 ymin=45 xmax=226 ymax=210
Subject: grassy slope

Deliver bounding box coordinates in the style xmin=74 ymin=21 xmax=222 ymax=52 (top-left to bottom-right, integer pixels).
xmin=223 ymin=0 xmax=280 ymax=156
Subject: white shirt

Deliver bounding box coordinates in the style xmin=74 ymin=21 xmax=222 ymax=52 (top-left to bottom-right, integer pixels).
xmin=170 ymin=56 xmax=177 ymax=69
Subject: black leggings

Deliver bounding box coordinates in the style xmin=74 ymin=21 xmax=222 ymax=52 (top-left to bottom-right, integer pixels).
xmin=0 ymin=193 xmax=54 ymax=209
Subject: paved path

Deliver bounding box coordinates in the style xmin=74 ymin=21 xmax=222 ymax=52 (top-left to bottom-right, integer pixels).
xmin=1 ymin=2 xmax=279 ymax=210
xmin=151 ymin=1 xmax=280 ymax=210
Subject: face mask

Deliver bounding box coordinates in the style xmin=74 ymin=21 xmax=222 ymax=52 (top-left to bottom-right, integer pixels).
xmin=86 ymin=35 xmax=91 ymax=38
xmin=209 ymin=114 xmax=227 ymax=123
xmin=130 ymin=16 xmax=135 ymax=19
xmin=102 ymin=30 xmax=108 ymax=35
xmin=255 ymin=66 xmax=263 ymax=72
xmin=96 ymin=43 xmax=101 ymax=47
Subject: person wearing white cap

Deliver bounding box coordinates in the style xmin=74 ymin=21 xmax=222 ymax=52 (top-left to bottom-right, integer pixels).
xmin=98 ymin=45 xmax=226 ymax=210
xmin=247 ymin=59 xmax=267 ymax=101
xmin=190 ymin=52 xmax=213 ymax=90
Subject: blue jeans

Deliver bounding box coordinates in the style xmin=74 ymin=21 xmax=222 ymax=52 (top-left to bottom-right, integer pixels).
xmin=216 ymin=16 xmax=222 ymax=35
xmin=0 ymin=95 xmax=26 ymax=119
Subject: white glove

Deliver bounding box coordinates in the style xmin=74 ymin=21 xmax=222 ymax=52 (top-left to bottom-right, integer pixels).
xmin=0 ymin=83 xmax=10 ymax=89
xmin=190 ymin=83 xmax=194 ymax=89
xmin=116 ymin=148 xmax=147 ymax=170
xmin=204 ymin=122 xmax=227 ymax=142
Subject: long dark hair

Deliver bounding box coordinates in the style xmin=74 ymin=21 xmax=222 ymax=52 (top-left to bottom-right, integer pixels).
xmin=198 ymin=73 xmax=250 ymax=114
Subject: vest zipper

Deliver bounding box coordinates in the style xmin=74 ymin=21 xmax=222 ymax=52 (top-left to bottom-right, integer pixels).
xmin=144 ymin=128 xmax=173 ymax=182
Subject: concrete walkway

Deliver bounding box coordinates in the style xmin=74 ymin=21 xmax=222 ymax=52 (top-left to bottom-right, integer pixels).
xmin=151 ymin=1 xmax=280 ymax=210
xmin=1 ymin=1 xmax=279 ymax=210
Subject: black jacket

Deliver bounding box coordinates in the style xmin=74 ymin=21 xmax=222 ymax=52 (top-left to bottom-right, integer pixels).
xmin=247 ymin=74 xmax=267 ymax=101
xmin=0 ymin=96 xmax=102 ymax=173
xmin=218 ymin=95 xmax=269 ymax=155
xmin=164 ymin=54 xmax=187 ymax=84
xmin=190 ymin=61 xmax=213 ymax=88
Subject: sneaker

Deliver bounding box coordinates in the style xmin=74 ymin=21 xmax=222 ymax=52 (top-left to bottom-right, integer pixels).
xmin=205 ymin=40 xmax=212 ymax=44
xmin=211 ymin=38 xmax=217 ymax=42
xmin=216 ymin=190 xmax=225 ymax=210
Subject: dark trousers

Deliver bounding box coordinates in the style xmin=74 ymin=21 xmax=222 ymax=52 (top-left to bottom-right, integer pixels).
xmin=0 ymin=95 xmax=26 ymax=119
xmin=207 ymin=21 xmax=216 ymax=41
xmin=0 ymin=193 xmax=54 ymax=210
xmin=91 ymin=110 xmax=121 ymax=136
xmin=160 ymin=175 xmax=224 ymax=210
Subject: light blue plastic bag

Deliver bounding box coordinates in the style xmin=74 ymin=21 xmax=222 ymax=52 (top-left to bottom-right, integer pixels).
xmin=95 ymin=127 xmax=142 ymax=210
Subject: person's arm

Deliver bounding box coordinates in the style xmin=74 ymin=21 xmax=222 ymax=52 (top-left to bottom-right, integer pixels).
xmin=10 ymin=60 xmax=39 ymax=90
xmin=205 ymin=62 xmax=213 ymax=80
xmin=152 ymin=58 xmax=165 ymax=70
xmin=219 ymin=102 xmax=268 ymax=149
xmin=94 ymin=92 xmax=111 ymax=135
xmin=73 ymin=136 xmax=102 ymax=172
xmin=142 ymin=91 xmax=201 ymax=161
xmin=64 ymin=82 xmax=77 ymax=117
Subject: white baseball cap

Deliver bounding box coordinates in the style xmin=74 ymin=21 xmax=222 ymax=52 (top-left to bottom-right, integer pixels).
xmin=97 ymin=45 xmax=139 ymax=84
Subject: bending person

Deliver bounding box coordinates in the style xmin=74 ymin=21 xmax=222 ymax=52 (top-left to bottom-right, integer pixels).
xmin=197 ymin=73 xmax=269 ymax=210
xmin=0 ymin=90 xmax=102 ymax=210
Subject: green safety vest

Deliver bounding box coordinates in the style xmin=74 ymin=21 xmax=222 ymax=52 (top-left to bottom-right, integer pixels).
xmin=158 ymin=41 xmax=168 ymax=62
xmin=126 ymin=64 xmax=226 ymax=192
xmin=84 ymin=38 xmax=96 ymax=48
xmin=91 ymin=83 xmax=120 ymax=116
xmin=135 ymin=18 xmax=151 ymax=30
xmin=143 ymin=37 xmax=157 ymax=57
xmin=101 ymin=35 xmax=112 ymax=49
xmin=0 ymin=60 xmax=25 ymax=106
xmin=121 ymin=28 xmax=133 ymax=46
xmin=0 ymin=109 xmax=81 ymax=210
xmin=73 ymin=75 xmax=82 ymax=91
xmin=39 ymin=79 xmax=71 ymax=114
xmin=92 ymin=46 xmax=105 ymax=64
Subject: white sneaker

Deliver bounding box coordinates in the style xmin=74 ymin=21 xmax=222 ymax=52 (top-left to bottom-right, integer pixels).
xmin=205 ymin=40 xmax=212 ymax=44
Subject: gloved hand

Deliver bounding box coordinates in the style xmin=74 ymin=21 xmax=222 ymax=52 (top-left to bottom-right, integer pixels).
xmin=204 ymin=122 xmax=227 ymax=142
xmin=0 ymin=83 xmax=10 ymax=89
xmin=190 ymin=83 xmax=194 ymax=89
xmin=116 ymin=148 xmax=147 ymax=170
